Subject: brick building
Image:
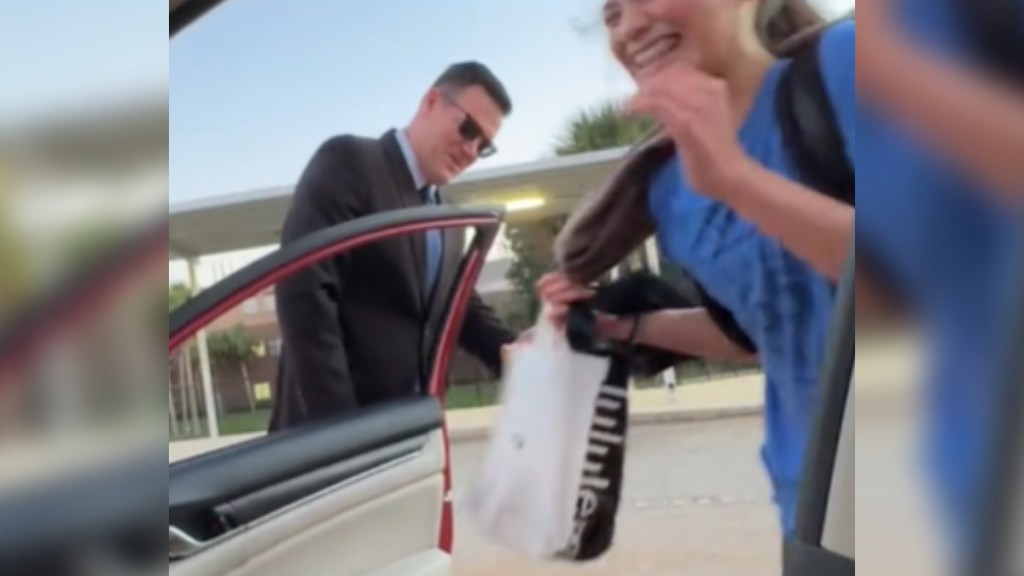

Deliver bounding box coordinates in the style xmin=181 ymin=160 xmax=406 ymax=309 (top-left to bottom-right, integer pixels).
xmin=177 ymin=258 xmax=519 ymax=414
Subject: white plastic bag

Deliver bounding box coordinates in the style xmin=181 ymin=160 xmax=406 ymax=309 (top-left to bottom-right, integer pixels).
xmin=463 ymin=311 xmax=618 ymax=559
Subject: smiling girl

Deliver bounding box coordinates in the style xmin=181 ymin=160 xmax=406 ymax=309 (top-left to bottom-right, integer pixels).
xmin=539 ymin=0 xmax=855 ymax=537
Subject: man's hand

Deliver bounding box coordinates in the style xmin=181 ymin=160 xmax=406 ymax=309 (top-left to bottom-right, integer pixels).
xmin=500 ymin=328 xmax=534 ymax=367
xmin=505 ymin=328 xmax=534 ymax=352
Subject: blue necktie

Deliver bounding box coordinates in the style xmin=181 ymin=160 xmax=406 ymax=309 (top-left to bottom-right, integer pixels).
xmin=421 ymin=186 xmax=443 ymax=302
xmin=414 ymin=187 xmax=442 ymax=395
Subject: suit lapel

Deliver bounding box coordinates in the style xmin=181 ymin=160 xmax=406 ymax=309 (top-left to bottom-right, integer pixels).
xmin=380 ymin=130 xmax=426 ymax=313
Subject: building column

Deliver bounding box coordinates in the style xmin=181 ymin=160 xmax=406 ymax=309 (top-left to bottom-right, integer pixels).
xmin=168 ymin=381 xmax=180 ymax=438
xmin=643 ymin=238 xmax=677 ymax=392
xmin=643 ymin=237 xmax=662 ymax=276
xmin=187 ymin=259 xmax=220 ymax=439
xmin=44 ymin=342 xmax=81 ymax=437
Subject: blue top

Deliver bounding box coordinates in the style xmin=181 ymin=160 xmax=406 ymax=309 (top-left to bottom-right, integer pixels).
xmin=647 ymin=20 xmax=855 ymax=536
xmin=651 ymin=6 xmax=1021 ymax=546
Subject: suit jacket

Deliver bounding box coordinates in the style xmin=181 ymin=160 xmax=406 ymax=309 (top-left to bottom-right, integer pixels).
xmin=269 ymin=130 xmax=517 ymax=431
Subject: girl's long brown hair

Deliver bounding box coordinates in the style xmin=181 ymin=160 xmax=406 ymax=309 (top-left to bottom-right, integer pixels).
xmin=756 ymin=0 xmax=831 ymax=57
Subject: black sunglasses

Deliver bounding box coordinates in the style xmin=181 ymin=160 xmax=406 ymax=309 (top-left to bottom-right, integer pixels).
xmin=441 ymin=92 xmax=497 ymax=158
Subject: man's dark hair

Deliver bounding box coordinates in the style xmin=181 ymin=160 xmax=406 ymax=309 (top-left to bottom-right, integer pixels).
xmin=433 ymin=61 xmax=513 ymax=116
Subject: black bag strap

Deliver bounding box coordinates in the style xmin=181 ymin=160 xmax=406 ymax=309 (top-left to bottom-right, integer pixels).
xmin=639 ymin=21 xmax=857 ymax=356
xmin=697 ymin=286 xmax=756 ymax=353
xmin=564 ymin=272 xmax=755 ymax=373
xmin=773 ymin=20 xmax=918 ymax=309
xmin=959 ymin=0 xmax=1024 ymax=85
xmin=655 ymin=260 xmax=756 ymax=354
xmin=678 ymin=25 xmax=854 ymax=355
xmin=775 ymin=25 xmax=855 ymax=208
xmin=652 ymin=27 xmax=853 ymax=355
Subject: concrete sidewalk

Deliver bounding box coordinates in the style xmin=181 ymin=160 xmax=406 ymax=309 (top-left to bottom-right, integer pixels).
xmin=168 ymin=375 xmax=765 ymax=462
xmin=169 ymin=332 xmax=925 ymax=461
xmin=446 ymin=373 xmax=764 ymax=441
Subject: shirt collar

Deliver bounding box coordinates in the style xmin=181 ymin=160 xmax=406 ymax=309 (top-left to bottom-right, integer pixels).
xmin=394 ymin=128 xmax=428 ymax=191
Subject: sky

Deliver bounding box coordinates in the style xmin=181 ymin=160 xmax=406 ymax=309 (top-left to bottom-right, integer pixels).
xmin=2 ymin=0 xmax=847 ymax=285
xmin=165 ymin=0 xmax=852 ymax=286
xmin=169 ymin=0 xmax=851 ymax=205
xmin=0 ymin=1 xmax=168 ymax=126
xmin=0 ymin=0 xmax=851 ymax=209
xmin=166 ymin=0 xmax=638 ymax=286
xmin=169 ymin=0 xmax=638 ymax=205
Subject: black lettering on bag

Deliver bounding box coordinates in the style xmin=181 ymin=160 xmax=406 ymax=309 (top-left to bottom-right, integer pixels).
xmin=559 ymin=363 xmax=629 ymax=561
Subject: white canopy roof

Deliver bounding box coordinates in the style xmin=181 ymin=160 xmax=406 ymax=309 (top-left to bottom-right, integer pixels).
xmin=169 ymin=146 xmax=629 ymax=259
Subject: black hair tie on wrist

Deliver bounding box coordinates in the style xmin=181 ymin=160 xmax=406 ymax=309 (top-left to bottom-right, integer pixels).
xmin=563 ymin=271 xmax=756 ymax=378
xmin=626 ymin=314 xmax=643 ymax=348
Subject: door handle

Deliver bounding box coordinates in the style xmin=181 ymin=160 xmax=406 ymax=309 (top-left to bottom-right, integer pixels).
xmin=169 ymin=526 xmax=208 ymax=560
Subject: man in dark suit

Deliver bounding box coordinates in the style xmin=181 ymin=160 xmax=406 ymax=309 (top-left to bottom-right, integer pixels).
xmin=269 ymin=62 xmax=520 ymax=431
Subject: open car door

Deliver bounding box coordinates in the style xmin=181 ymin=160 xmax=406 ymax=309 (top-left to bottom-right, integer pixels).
xmin=166 ymin=8 xmax=506 ymax=574
xmin=169 ymin=206 xmax=503 ymax=576
xmin=783 ymin=246 xmax=855 ymax=576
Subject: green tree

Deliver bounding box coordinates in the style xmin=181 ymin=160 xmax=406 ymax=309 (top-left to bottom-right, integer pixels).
xmin=504 ymin=99 xmax=655 ymax=319
xmin=59 ymin=225 xmax=122 ymax=265
xmin=503 ymin=216 xmax=566 ymax=321
xmin=0 ymin=167 xmax=34 ymax=323
xmin=207 ymin=324 xmax=259 ymax=412
xmin=168 ymin=282 xmax=199 ymax=435
xmin=169 ymin=282 xmax=191 ymax=312
xmin=553 ymin=99 xmax=656 ymax=156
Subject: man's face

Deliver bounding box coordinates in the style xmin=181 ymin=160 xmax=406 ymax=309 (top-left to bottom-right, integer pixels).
xmin=420 ymin=85 xmax=504 ymax=185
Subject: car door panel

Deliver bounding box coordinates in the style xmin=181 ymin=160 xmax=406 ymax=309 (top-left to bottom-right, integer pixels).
xmin=169 ymin=206 xmax=503 ymax=576
xmin=170 ymin=397 xmax=443 ymax=541
xmin=171 ymin=427 xmax=447 ymax=576
xmin=211 ymin=434 xmax=426 ymax=532
xmin=360 ymin=550 xmax=450 ymax=576
xmin=0 ymin=453 xmax=165 ymax=576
